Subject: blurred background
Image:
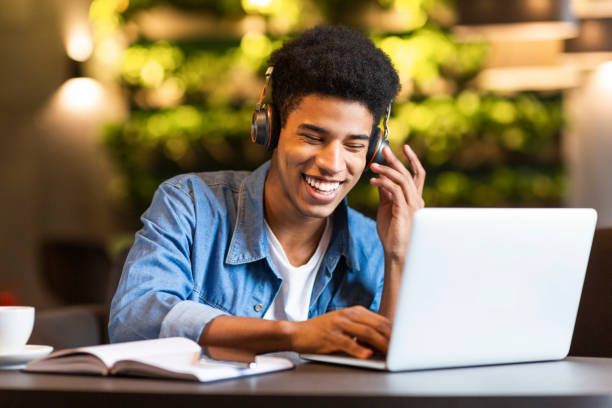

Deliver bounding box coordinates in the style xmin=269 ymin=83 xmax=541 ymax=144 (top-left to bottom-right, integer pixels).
xmin=1 ymin=0 xmax=611 ymax=311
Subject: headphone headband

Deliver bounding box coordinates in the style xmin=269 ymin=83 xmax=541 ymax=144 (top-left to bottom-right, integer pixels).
xmin=256 ymin=66 xmax=274 ymax=111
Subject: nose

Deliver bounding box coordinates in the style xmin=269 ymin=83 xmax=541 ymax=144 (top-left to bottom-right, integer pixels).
xmin=315 ymin=140 xmax=344 ymax=175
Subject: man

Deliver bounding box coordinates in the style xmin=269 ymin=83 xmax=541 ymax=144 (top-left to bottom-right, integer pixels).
xmin=109 ymin=25 xmax=425 ymax=359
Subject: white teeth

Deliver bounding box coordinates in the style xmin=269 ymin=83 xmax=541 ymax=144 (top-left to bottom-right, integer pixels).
xmin=305 ymin=175 xmax=340 ymax=192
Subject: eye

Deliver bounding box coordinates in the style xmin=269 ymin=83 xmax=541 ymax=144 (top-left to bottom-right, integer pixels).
xmin=345 ymin=143 xmax=366 ymax=150
xmin=346 ymin=143 xmax=365 ymax=149
xmin=299 ymin=133 xmax=322 ymax=143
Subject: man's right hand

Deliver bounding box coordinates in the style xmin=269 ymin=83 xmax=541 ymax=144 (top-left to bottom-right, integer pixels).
xmin=199 ymin=306 xmax=391 ymax=360
xmin=287 ymin=306 xmax=391 ymax=359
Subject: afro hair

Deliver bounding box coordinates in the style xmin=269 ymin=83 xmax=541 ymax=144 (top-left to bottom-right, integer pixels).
xmin=268 ymin=25 xmax=400 ymax=131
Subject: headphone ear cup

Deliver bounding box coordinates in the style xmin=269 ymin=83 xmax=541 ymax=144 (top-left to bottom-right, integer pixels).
xmin=250 ymin=104 xmax=279 ymax=151
xmin=251 ymin=108 xmax=270 ymax=147
xmin=365 ymin=128 xmax=389 ymax=170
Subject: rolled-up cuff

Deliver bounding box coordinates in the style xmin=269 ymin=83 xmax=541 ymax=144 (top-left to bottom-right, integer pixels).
xmin=159 ymin=300 xmax=229 ymax=342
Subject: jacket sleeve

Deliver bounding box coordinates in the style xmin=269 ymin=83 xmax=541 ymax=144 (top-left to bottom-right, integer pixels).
xmin=108 ymin=181 xmax=228 ymax=343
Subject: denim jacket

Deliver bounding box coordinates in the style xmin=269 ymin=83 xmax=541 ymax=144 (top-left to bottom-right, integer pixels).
xmin=109 ymin=161 xmax=385 ymax=343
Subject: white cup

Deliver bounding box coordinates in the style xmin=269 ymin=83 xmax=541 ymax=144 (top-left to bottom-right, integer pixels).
xmin=0 ymin=306 xmax=35 ymax=353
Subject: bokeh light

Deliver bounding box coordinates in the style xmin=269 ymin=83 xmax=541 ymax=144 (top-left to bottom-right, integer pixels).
xmin=57 ymin=78 xmax=105 ymax=112
xmin=66 ymin=27 xmax=94 ymax=62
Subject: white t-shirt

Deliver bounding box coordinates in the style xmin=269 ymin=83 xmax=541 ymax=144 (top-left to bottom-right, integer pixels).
xmin=262 ymin=218 xmax=332 ymax=322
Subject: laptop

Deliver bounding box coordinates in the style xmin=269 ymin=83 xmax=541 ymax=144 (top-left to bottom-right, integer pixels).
xmin=301 ymin=208 xmax=597 ymax=371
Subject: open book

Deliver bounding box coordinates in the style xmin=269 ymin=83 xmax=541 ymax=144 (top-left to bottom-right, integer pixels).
xmin=24 ymin=337 xmax=294 ymax=382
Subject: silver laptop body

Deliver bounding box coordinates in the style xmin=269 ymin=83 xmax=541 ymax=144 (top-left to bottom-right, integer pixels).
xmin=301 ymin=208 xmax=597 ymax=371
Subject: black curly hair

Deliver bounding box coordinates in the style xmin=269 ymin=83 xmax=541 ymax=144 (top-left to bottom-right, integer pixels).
xmin=268 ymin=25 xmax=400 ymax=132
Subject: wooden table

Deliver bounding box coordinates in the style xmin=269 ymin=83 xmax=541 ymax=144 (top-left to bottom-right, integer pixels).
xmin=1 ymin=356 xmax=612 ymax=407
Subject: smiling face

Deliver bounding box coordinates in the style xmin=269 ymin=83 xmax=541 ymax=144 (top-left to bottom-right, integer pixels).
xmin=264 ymin=94 xmax=374 ymax=222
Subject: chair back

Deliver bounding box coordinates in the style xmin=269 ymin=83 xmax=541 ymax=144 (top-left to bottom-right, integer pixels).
xmin=40 ymin=239 xmax=111 ymax=304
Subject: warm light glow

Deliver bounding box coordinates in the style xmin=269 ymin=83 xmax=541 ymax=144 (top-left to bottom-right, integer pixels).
xmin=66 ymin=26 xmax=94 ymax=61
xmin=453 ymin=21 xmax=578 ymax=42
xmin=241 ymin=0 xmax=276 ymax=14
xmin=57 ymin=78 xmax=105 ymax=112
xmin=593 ymin=60 xmax=612 ymax=91
xmin=561 ymin=51 xmax=612 ymax=70
xmin=249 ymin=0 xmax=272 ymax=6
xmin=241 ymin=0 xmax=284 ymax=17
xmin=573 ymin=0 xmax=612 ymax=18
xmin=62 ymin=0 xmax=94 ymax=61
xmin=241 ymin=0 xmax=301 ymax=31
xmin=476 ymin=66 xmax=580 ymax=91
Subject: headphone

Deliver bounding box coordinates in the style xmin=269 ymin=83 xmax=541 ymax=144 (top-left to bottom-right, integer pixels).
xmin=250 ymin=66 xmax=391 ymax=170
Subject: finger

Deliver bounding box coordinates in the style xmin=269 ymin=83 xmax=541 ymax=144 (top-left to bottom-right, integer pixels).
xmin=370 ymin=178 xmax=393 ymax=202
xmin=371 ymin=163 xmax=418 ymax=197
xmin=403 ymin=145 xmax=426 ymax=196
xmin=381 ymin=146 xmax=411 ymax=178
xmin=372 ymin=146 xmax=420 ymax=202
xmin=370 ymin=165 xmax=418 ymax=206
xmin=341 ymin=321 xmax=389 ymax=353
xmin=378 ymin=185 xmax=393 ymax=203
xmin=343 ymin=306 xmax=392 ymax=339
xmin=337 ymin=334 xmax=373 ymax=359
xmin=370 ymin=175 xmax=406 ymax=207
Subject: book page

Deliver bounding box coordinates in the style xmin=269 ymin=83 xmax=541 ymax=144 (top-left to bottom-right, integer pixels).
xmin=24 ymin=354 xmax=109 ymax=375
xmin=78 ymin=337 xmax=201 ymax=368
xmin=25 ymin=337 xmax=201 ymax=375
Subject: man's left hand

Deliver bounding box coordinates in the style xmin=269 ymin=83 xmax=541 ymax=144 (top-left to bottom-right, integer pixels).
xmin=369 ymin=145 xmax=425 ymax=268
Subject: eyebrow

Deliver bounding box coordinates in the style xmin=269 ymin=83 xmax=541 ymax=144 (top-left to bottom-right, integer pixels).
xmin=297 ymin=123 xmax=370 ymax=141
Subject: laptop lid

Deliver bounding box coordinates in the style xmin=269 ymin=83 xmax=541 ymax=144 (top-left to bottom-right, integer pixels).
xmin=386 ymin=208 xmax=597 ymax=371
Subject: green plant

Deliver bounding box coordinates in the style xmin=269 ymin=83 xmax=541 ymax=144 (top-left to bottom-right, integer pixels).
xmin=91 ymin=0 xmax=566 ymax=221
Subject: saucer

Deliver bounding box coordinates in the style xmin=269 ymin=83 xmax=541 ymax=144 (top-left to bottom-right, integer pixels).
xmin=0 ymin=345 xmax=53 ymax=370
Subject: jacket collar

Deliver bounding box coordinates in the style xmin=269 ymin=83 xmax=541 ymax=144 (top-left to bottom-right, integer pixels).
xmin=225 ymin=161 xmax=360 ymax=271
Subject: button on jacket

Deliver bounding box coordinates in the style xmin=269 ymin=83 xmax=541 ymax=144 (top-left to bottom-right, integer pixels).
xmin=109 ymin=161 xmax=385 ymax=343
